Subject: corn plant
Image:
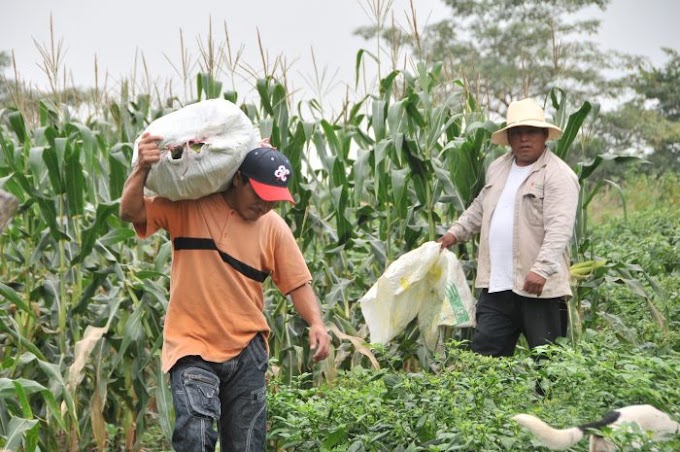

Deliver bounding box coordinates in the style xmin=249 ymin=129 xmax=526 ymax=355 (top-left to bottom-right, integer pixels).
xmin=546 ymin=89 xmax=668 ymax=340
xmin=244 ymin=61 xmax=505 ymax=378
xmin=0 ymin=95 xmax=173 ymax=449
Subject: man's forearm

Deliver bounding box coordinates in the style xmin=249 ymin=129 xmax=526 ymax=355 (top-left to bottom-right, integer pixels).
xmin=119 ymin=166 xmax=149 ymax=223
xmin=289 ymin=283 xmax=325 ymax=327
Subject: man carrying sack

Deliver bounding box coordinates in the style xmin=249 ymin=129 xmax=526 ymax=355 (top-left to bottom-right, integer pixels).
xmin=120 ymin=137 xmax=329 ymax=451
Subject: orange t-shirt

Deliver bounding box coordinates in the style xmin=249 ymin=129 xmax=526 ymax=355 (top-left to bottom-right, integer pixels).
xmin=134 ymin=192 xmax=312 ymax=372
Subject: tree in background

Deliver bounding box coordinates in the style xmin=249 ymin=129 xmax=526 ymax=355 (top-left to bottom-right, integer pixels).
xmin=628 ymin=48 xmax=680 ymax=171
xmin=593 ymin=48 xmax=680 ymax=177
xmin=356 ymin=0 xmax=638 ymax=113
xmin=634 ymin=48 xmax=680 ymax=121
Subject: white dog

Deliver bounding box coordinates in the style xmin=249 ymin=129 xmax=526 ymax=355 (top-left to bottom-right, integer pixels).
xmin=513 ymin=404 xmax=680 ymax=451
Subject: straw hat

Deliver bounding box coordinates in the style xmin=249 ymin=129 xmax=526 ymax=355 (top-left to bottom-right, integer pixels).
xmin=490 ymin=98 xmax=563 ymax=146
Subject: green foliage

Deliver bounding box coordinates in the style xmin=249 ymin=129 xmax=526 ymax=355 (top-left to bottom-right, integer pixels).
xmin=269 ymin=333 xmax=680 ymax=450
xmin=594 ymin=206 xmax=680 ymax=277
xmin=633 ymin=48 xmax=680 ymax=121
xmin=269 ymin=350 xmax=536 ymax=451
xmin=596 ymin=104 xmax=680 ymax=176
xmin=0 ymin=99 xmax=171 ymax=450
xmin=589 ymin=49 xmax=680 ymax=177
xmin=584 ymin=203 xmax=680 ymax=344
xmin=589 ymin=171 xmax=680 ymax=223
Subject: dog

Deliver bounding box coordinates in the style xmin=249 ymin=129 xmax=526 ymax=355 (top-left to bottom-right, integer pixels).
xmin=512 ymin=404 xmax=680 ymax=451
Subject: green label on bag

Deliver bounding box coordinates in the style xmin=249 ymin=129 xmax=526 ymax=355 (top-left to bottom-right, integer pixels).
xmin=445 ymin=282 xmax=469 ymax=324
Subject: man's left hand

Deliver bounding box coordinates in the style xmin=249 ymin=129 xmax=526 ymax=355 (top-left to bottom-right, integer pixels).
xmin=523 ymin=271 xmax=546 ymax=296
xmin=308 ymin=323 xmax=330 ymax=362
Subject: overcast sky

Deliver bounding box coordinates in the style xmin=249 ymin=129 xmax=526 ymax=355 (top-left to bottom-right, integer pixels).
xmin=2 ymin=0 xmax=679 ymax=111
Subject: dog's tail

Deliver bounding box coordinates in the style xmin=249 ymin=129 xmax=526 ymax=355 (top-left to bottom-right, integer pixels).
xmin=512 ymin=413 xmax=584 ymax=450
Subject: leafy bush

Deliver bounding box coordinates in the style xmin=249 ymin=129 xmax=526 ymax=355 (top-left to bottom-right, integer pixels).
xmin=268 ymin=332 xmax=680 ymax=451
xmin=588 ymin=204 xmax=680 ymax=343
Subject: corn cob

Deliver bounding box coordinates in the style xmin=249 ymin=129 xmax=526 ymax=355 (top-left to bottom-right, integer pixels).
xmin=569 ymin=259 xmax=606 ymax=280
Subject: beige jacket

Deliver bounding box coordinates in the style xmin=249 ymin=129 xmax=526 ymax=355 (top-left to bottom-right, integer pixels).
xmin=448 ymin=149 xmax=580 ymax=298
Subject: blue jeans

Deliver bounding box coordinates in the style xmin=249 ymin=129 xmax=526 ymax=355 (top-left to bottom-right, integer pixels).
xmin=169 ymin=334 xmax=268 ymax=451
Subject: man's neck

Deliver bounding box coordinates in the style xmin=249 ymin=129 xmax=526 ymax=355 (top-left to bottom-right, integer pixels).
xmin=222 ymin=189 xmax=237 ymax=209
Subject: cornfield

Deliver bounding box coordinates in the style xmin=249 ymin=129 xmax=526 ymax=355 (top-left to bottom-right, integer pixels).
xmin=0 ymin=50 xmax=666 ymax=449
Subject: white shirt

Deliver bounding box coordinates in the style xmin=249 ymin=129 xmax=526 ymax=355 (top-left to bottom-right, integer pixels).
xmin=488 ymin=160 xmax=534 ymax=292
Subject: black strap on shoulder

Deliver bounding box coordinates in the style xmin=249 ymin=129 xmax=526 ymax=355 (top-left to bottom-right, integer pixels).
xmin=173 ymin=237 xmax=270 ymax=283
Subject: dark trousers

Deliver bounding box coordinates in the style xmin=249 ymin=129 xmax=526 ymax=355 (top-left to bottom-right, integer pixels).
xmin=471 ymin=289 xmax=568 ymax=357
xmin=169 ymin=334 xmax=268 ymax=452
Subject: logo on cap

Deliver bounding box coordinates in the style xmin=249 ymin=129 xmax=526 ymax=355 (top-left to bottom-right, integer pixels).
xmin=274 ymin=165 xmax=290 ymax=182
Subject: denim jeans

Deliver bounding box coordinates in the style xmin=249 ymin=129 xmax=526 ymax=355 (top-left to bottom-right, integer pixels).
xmin=169 ymin=334 xmax=268 ymax=452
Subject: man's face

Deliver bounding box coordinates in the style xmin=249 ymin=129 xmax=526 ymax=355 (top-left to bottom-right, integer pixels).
xmin=507 ymin=126 xmax=549 ymax=166
xmin=232 ymin=173 xmax=276 ymax=222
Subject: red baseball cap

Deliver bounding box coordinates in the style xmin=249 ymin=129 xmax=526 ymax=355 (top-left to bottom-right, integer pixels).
xmin=239 ymin=148 xmax=295 ymax=204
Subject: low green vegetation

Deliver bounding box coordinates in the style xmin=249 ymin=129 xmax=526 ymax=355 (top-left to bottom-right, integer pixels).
xmin=587 ymin=171 xmax=680 ymax=224
xmin=268 ymin=333 xmax=680 ymax=451
xmin=264 ymin=198 xmax=680 ymax=451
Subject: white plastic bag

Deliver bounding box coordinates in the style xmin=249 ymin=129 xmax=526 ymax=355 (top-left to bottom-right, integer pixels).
xmin=132 ymin=98 xmax=260 ymax=200
xmin=359 ymin=241 xmax=476 ymax=350
xmin=436 ymin=249 xmax=476 ymax=329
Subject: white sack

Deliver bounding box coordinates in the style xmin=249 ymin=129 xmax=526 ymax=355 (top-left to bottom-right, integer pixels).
xmin=359 ymin=241 xmax=476 ymax=350
xmin=132 ymin=98 xmax=260 ymax=200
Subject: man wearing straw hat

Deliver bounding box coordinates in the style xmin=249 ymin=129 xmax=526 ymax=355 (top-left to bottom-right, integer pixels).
xmin=438 ymin=98 xmax=579 ymax=357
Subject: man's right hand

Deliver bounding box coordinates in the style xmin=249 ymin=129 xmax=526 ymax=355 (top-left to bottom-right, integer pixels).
xmin=135 ymin=133 xmax=163 ymax=171
xmin=120 ymin=132 xmax=163 ymax=224
xmin=437 ymin=232 xmax=457 ymax=250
